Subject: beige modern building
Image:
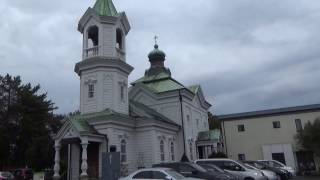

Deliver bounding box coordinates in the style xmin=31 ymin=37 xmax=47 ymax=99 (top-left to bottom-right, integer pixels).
xmin=219 ymin=104 xmax=320 ymax=172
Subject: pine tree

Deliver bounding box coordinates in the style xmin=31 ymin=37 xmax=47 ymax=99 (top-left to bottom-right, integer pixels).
xmin=0 ymin=74 xmax=62 ymax=170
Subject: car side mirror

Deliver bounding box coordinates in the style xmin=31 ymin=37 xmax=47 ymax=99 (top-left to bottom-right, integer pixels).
xmin=165 ymin=175 xmax=173 ymax=180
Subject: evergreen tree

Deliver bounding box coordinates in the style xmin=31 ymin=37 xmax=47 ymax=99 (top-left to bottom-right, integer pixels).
xmin=0 ymin=74 xmax=62 ymax=170
xmin=296 ymin=118 xmax=320 ymax=156
xmin=208 ymin=112 xmax=221 ymax=130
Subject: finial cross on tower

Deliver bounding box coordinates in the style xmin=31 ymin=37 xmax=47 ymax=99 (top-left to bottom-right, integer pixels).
xmin=154 ymin=35 xmax=158 ymax=45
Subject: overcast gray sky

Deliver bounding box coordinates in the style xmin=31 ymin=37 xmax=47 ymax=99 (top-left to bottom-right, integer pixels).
xmin=1 ymin=0 xmax=320 ymax=115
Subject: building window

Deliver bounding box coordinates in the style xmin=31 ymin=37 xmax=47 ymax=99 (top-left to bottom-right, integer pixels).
xmin=116 ymin=29 xmax=123 ymax=49
xmin=295 ymin=119 xmax=303 ymax=131
xmin=120 ymin=85 xmax=125 ymax=102
xmin=120 ymin=139 xmax=127 ymax=162
xmin=238 ymin=124 xmax=245 ymax=132
xmin=160 ymin=140 xmax=165 ymax=162
xmin=196 ymin=119 xmax=199 ymax=128
xmin=189 ymin=142 xmax=193 ymax=160
xmin=187 ymin=115 xmax=190 ymax=122
xmin=238 ymin=154 xmax=246 ymax=161
xmin=88 ymin=84 xmax=94 ymax=98
xmin=170 ymin=142 xmax=175 ymax=161
xmin=273 ymin=121 xmax=281 ymax=128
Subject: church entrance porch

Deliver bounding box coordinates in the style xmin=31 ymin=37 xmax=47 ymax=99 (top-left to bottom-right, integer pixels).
xmin=53 ymin=134 xmax=105 ymax=180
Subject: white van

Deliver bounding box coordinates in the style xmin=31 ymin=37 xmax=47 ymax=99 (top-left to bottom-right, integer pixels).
xmin=195 ymin=159 xmax=267 ymax=180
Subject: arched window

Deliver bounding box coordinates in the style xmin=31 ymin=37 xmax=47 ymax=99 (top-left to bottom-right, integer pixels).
xmin=160 ymin=140 xmax=165 ymax=162
xmin=120 ymin=139 xmax=127 ymax=162
xmin=189 ymin=142 xmax=193 ymax=160
xmin=170 ymin=142 xmax=175 ymax=161
xmin=87 ymin=26 xmax=99 ymax=47
xmin=116 ymin=29 xmax=123 ymax=49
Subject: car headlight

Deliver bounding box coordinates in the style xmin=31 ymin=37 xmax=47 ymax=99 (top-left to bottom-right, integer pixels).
xmin=254 ymin=172 xmax=263 ymax=177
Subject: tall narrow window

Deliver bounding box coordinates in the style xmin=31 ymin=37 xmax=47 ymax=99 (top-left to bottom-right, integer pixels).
xmin=116 ymin=29 xmax=123 ymax=49
xmin=120 ymin=139 xmax=127 ymax=162
xmin=160 ymin=140 xmax=165 ymax=162
xmin=120 ymin=85 xmax=125 ymax=102
xmin=196 ymin=119 xmax=200 ymax=129
xmin=170 ymin=142 xmax=175 ymax=161
xmin=88 ymin=84 xmax=94 ymax=98
xmin=87 ymin=26 xmax=99 ymax=47
xmin=295 ymin=119 xmax=303 ymax=131
xmin=189 ymin=142 xmax=193 ymax=160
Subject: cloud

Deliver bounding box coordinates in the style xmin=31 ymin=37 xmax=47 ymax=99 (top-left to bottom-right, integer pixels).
xmin=1 ymin=0 xmax=320 ymax=115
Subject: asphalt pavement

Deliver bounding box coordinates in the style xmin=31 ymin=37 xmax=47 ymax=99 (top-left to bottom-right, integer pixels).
xmin=294 ymin=176 xmax=320 ymax=180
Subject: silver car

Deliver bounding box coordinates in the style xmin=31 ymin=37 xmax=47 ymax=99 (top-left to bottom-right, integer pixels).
xmin=243 ymin=163 xmax=278 ymax=180
xmin=195 ymin=158 xmax=268 ymax=180
xmin=120 ymin=168 xmax=203 ymax=180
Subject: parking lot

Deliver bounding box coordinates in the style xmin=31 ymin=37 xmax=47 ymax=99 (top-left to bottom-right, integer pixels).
xmin=294 ymin=176 xmax=320 ymax=180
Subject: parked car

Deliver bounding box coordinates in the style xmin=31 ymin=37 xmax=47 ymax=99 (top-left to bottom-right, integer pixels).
xmin=195 ymin=159 xmax=267 ymax=180
xmin=258 ymin=160 xmax=295 ymax=177
xmin=242 ymin=163 xmax=277 ymax=180
xmin=119 ymin=168 xmax=203 ymax=180
xmin=153 ymin=162 xmax=234 ymax=180
xmin=0 ymin=171 xmax=14 ymax=180
xmin=197 ymin=164 xmax=238 ymax=180
xmin=13 ymin=168 xmax=33 ymax=180
xmin=242 ymin=161 xmax=289 ymax=180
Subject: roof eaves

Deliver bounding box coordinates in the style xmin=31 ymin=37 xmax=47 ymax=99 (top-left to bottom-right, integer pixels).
xmin=218 ymin=104 xmax=320 ymax=121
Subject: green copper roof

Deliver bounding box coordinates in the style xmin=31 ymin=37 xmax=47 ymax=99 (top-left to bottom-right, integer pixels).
xmin=130 ymin=100 xmax=180 ymax=126
xmin=188 ymin=85 xmax=200 ymax=94
xmin=144 ymin=79 xmax=184 ymax=93
xmin=93 ymin=0 xmax=118 ymax=16
xmin=132 ymin=71 xmax=171 ymax=84
xmin=69 ymin=116 xmax=95 ymax=133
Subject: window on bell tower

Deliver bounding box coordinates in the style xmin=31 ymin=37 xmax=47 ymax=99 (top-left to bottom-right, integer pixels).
xmin=116 ymin=28 xmax=123 ymax=49
xmin=88 ymin=84 xmax=94 ymax=98
xmin=87 ymin=26 xmax=99 ymax=47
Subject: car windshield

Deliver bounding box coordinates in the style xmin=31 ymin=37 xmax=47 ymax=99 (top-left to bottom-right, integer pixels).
xmin=254 ymin=162 xmax=267 ymax=169
xmin=243 ymin=164 xmax=256 ymax=170
xmin=165 ymin=169 xmax=185 ymax=180
xmin=203 ymin=164 xmax=225 ymax=173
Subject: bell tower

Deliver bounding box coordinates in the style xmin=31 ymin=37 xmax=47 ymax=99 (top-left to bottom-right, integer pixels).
xmin=75 ymin=0 xmax=133 ymax=114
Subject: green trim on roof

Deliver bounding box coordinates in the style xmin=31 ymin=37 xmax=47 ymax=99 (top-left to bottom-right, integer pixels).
xmin=93 ymin=0 xmax=118 ymax=16
xmin=68 ymin=109 xmax=132 ymax=133
xmin=132 ymin=72 xmax=171 ymax=84
xmin=144 ymin=78 xmax=184 ymax=93
xmin=69 ymin=116 xmax=95 ymax=133
xmin=188 ymin=85 xmax=200 ymax=94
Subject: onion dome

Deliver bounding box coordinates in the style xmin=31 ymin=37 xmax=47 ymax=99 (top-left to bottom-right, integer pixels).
xmin=148 ymin=44 xmax=166 ymax=62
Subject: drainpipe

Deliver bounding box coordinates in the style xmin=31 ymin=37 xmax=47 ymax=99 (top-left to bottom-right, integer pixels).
xmin=179 ymin=89 xmax=188 ymax=162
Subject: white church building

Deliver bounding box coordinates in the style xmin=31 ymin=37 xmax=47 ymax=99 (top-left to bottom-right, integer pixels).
xmin=53 ymin=0 xmax=215 ymax=179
